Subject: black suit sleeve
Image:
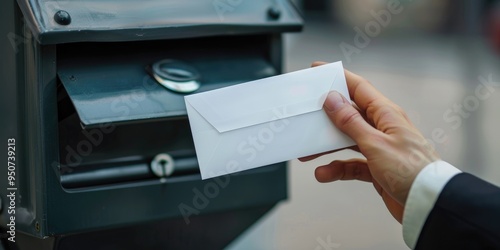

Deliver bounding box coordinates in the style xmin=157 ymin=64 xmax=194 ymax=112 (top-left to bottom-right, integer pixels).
xmin=415 ymin=173 xmax=500 ymax=250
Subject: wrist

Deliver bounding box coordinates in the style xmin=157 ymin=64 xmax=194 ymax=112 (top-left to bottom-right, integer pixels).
xmin=402 ymin=160 xmax=462 ymax=248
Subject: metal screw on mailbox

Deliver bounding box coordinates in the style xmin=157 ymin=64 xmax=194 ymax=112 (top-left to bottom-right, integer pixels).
xmin=268 ymin=6 xmax=281 ymax=20
xmin=151 ymin=153 xmax=175 ymax=178
xmin=54 ymin=10 xmax=72 ymax=25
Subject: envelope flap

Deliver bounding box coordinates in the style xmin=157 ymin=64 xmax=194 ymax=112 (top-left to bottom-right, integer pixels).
xmin=185 ymin=62 xmax=342 ymax=133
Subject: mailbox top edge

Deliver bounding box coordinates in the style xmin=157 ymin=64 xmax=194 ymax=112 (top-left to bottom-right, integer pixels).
xmin=17 ymin=0 xmax=304 ymax=45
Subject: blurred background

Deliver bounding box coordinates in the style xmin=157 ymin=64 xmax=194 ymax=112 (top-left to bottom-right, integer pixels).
xmin=229 ymin=0 xmax=500 ymax=249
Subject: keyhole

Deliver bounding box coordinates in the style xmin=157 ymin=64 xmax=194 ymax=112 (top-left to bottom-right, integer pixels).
xmin=151 ymin=153 xmax=174 ymax=178
xmin=158 ymin=159 xmax=168 ymax=176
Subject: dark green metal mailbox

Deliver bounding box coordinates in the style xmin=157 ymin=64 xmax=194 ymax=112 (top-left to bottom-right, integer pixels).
xmin=0 ymin=0 xmax=302 ymax=249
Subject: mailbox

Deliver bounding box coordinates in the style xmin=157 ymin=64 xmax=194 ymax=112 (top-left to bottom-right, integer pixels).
xmin=0 ymin=0 xmax=302 ymax=249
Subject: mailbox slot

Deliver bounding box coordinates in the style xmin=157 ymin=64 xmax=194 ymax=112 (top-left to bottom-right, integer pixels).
xmin=56 ymin=35 xmax=279 ymax=188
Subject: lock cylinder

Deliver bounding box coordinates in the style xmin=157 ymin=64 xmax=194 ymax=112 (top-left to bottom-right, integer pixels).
xmin=150 ymin=153 xmax=175 ymax=177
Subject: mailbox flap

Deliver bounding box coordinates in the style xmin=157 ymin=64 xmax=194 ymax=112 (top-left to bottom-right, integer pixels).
xmin=57 ymin=36 xmax=278 ymax=127
xmin=17 ymin=0 xmax=302 ymax=44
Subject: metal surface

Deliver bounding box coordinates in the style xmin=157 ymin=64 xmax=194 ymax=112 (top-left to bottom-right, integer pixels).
xmin=16 ymin=205 xmax=274 ymax=250
xmin=16 ymin=0 xmax=302 ymax=44
xmin=49 ymin=164 xmax=287 ymax=235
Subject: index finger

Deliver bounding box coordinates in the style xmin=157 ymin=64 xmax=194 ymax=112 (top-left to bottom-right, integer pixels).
xmin=312 ymin=62 xmax=391 ymax=111
xmin=344 ymin=69 xmax=412 ymax=131
xmin=344 ymin=69 xmax=391 ymax=112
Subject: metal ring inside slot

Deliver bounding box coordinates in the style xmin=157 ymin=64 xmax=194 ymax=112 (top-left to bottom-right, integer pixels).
xmin=152 ymin=59 xmax=201 ymax=93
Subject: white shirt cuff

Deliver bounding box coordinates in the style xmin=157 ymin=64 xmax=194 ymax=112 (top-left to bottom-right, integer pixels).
xmin=402 ymin=160 xmax=462 ymax=249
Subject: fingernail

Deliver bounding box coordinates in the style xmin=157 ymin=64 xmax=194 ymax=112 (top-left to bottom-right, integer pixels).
xmin=324 ymin=91 xmax=347 ymax=111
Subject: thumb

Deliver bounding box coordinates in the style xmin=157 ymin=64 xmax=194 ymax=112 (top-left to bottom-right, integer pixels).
xmin=323 ymin=91 xmax=377 ymax=143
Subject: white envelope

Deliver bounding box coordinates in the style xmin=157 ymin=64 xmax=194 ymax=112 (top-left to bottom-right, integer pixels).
xmin=185 ymin=61 xmax=355 ymax=179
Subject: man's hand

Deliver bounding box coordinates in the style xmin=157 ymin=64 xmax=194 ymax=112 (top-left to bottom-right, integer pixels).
xmin=300 ymin=62 xmax=440 ymax=223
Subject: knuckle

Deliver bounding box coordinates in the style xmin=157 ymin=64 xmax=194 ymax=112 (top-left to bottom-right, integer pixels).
xmin=365 ymin=99 xmax=385 ymax=121
xmin=337 ymin=108 xmax=362 ymax=128
xmin=351 ymin=164 xmax=362 ymax=180
xmin=389 ymin=104 xmax=414 ymax=126
xmin=393 ymin=105 xmax=407 ymax=116
xmin=378 ymin=107 xmax=395 ymax=121
xmin=359 ymin=133 xmax=387 ymax=152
